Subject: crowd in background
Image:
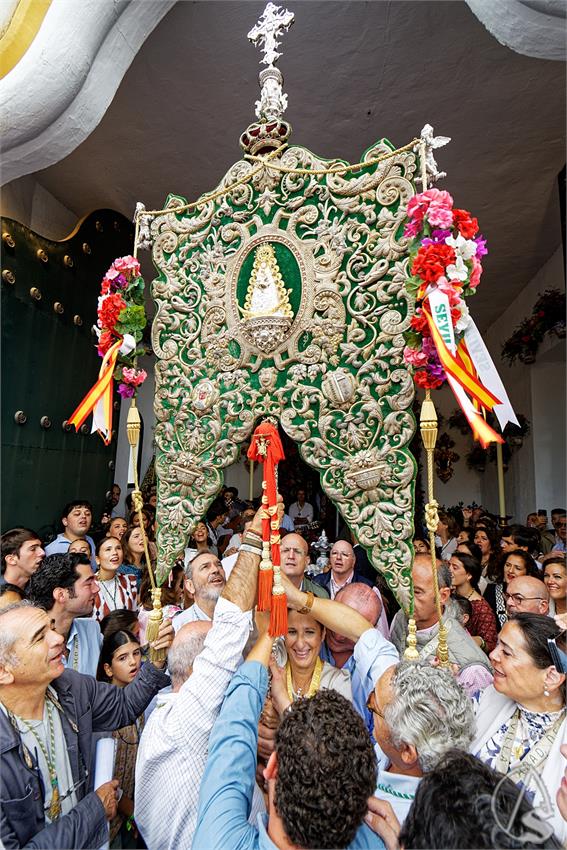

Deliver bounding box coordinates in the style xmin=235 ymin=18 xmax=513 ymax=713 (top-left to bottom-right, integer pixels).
xmin=0 ymin=482 xmax=566 ymax=850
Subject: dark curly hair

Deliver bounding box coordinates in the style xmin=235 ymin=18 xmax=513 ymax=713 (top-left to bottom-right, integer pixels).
xmin=399 ymin=749 xmax=562 ymax=849
xmin=274 ymin=689 xmax=376 ymax=849
xmin=26 ymin=552 xmax=91 ymax=610
xmin=496 ymin=549 xmax=540 ymax=584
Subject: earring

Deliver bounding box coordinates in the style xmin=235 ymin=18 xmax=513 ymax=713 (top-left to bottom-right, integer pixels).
xmin=543 ymin=688 xmax=550 ymax=697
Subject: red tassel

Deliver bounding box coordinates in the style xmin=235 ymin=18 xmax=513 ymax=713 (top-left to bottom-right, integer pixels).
xmin=269 ymin=592 xmax=288 ymax=638
xmin=257 ymin=568 xmax=273 ymax=611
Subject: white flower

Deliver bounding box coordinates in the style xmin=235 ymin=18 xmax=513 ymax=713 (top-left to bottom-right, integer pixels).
xmin=446 ymin=233 xmax=477 ymax=261
xmin=455 ymin=302 xmax=471 ymax=333
xmin=446 ymin=255 xmax=469 ymax=282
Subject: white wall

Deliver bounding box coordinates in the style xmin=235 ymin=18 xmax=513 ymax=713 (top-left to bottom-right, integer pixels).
xmin=482 ymin=246 xmax=566 ymax=520
xmin=417 ymin=246 xmax=566 ymax=520
xmin=2 ymin=174 xmax=78 ymax=239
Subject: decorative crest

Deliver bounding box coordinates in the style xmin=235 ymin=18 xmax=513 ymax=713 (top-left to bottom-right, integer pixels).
xmin=247 ymin=3 xmax=294 ymax=122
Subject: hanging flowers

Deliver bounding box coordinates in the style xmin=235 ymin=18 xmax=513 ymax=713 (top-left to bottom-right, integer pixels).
xmin=501 ymin=289 xmax=566 ymax=365
xmin=401 ymin=189 xmax=518 ymax=447
xmin=68 ymin=255 xmax=148 ymax=444
xmin=95 ymin=255 xmax=148 ymax=390
xmin=403 ymin=188 xmax=487 ymax=390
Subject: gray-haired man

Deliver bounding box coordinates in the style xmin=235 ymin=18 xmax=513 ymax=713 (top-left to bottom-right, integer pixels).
xmin=368 ymin=661 xmax=474 ymax=823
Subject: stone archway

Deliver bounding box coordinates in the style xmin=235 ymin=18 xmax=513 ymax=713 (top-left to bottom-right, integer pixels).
xmin=151 ymin=138 xmax=417 ymax=606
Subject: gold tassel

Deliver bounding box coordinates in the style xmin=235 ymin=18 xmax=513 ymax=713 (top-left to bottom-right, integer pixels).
xmin=420 ymin=389 xmax=449 ymax=667
xmin=127 ymin=398 xmax=163 ymax=664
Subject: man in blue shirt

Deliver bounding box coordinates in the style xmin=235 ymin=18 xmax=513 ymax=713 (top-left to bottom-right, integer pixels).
xmin=26 ymin=552 xmax=102 ymax=676
xmin=44 ymin=500 xmax=96 ymax=567
xmin=193 ymin=607 xmax=392 ymax=850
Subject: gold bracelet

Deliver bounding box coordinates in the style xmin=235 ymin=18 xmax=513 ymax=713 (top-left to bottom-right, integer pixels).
xmin=298 ymin=591 xmax=314 ymax=615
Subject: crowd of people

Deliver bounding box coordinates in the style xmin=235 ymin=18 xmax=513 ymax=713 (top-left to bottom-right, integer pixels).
xmin=0 ymin=484 xmax=566 ymax=849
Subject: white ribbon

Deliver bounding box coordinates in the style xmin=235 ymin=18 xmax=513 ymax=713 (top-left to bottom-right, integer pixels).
xmin=463 ymin=319 xmax=519 ymax=430
xmin=427 ymin=290 xmax=506 ymax=439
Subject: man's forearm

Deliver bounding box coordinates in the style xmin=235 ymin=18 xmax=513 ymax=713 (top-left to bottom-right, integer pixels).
xmin=292 ymin=591 xmax=373 ymax=641
xmin=221 ymin=546 xmax=260 ymax=612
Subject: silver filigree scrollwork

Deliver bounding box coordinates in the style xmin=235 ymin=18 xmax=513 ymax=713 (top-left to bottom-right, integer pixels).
xmin=151 ymin=136 xmax=418 ymax=606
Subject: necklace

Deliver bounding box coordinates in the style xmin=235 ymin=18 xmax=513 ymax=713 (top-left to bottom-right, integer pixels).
xmin=286 ymin=657 xmax=323 ymax=700
xmin=18 ymin=701 xmax=61 ymax=820
xmin=98 ymin=575 xmax=119 ymax=609
xmin=377 ymin=782 xmax=415 ymax=801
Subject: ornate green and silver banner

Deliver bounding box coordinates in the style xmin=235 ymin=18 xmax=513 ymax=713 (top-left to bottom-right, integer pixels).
xmin=150 ymin=3 xmax=418 ymax=604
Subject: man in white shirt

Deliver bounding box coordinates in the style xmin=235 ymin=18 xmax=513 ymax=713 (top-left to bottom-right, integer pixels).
xmin=288 ymin=488 xmax=314 ymax=527
xmin=135 ymin=504 xmax=269 ymax=849
xmin=173 ymin=551 xmax=227 ymax=632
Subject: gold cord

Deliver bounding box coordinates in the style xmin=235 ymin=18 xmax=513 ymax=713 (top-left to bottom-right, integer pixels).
xmin=420 ymin=389 xmax=449 ymax=667
xmin=131 ymin=136 xmax=420 ymax=225
xmin=126 ymin=400 xmax=165 ymax=663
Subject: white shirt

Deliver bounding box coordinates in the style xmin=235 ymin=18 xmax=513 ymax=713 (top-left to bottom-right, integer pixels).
xmin=135 ymin=597 xmax=257 ymax=849
xmin=375 ymin=771 xmax=421 ymax=825
xmin=172 ymin=602 xmax=210 ymax=633
xmin=288 ymin=501 xmax=314 ymax=523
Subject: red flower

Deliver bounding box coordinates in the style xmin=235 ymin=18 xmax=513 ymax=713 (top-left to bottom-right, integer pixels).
xmin=98 ymin=293 xmax=126 ymax=331
xmin=537 ymin=310 xmax=545 ymax=318
xmin=414 ymin=370 xmax=443 ymax=390
xmin=411 ymin=312 xmax=430 ymax=335
xmin=97 ymin=330 xmax=115 ymax=356
xmin=451 ymin=306 xmax=462 ymax=325
xmin=452 ymin=209 xmax=479 ymax=239
xmin=411 ymin=244 xmax=456 ymax=284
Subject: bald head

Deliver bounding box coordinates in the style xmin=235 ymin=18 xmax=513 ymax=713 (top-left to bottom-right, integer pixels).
xmin=329 ymin=540 xmax=356 ymax=580
xmin=327 ymin=583 xmax=381 ymax=659
xmin=336 ymin=583 xmax=381 ymax=626
xmin=280 ymin=533 xmax=309 ymax=586
xmin=168 ymin=620 xmax=211 ymax=691
xmin=505 ymin=575 xmax=549 ymax=617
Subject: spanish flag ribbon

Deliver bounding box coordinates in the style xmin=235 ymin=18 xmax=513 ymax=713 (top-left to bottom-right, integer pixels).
xmin=423 ymin=295 xmax=504 ymax=448
xmin=68 ymin=337 xmax=123 ymax=445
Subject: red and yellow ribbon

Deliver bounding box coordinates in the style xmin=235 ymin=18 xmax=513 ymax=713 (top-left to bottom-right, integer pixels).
xmin=423 ymin=304 xmax=503 ymax=448
xmin=68 ymin=337 xmax=122 ymax=445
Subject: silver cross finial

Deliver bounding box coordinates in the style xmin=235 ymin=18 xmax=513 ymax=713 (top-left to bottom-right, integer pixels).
xmin=248 ymin=3 xmax=294 ymax=67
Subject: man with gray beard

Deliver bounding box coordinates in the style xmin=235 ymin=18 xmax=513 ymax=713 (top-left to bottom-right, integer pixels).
xmin=173 ymin=552 xmax=226 ymax=632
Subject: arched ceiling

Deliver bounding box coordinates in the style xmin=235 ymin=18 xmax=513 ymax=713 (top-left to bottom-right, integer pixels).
xmin=7 ymin=1 xmax=566 ymax=331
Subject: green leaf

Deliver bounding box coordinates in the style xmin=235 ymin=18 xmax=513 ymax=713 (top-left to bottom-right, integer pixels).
xmin=115 ymin=305 xmax=147 ymax=336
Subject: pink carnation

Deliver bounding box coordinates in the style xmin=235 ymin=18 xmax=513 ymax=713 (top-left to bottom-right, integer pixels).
xmin=113 ymin=255 xmax=140 ymax=276
xmin=122 ymin=367 xmax=147 ymax=387
xmin=469 ymin=256 xmax=483 ymax=290
xmin=427 ymin=203 xmax=454 ymax=229
xmin=403 ymin=219 xmax=422 ymax=238
xmin=436 ymin=275 xmax=463 ymax=306
xmin=407 ymin=188 xmax=453 ymax=220
xmin=403 ymin=346 xmax=428 ymax=367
